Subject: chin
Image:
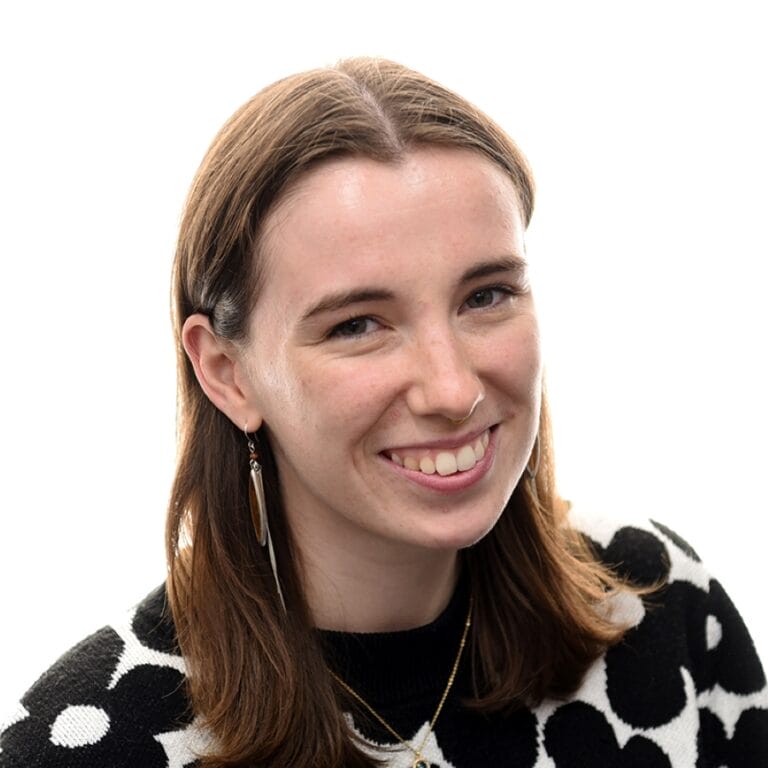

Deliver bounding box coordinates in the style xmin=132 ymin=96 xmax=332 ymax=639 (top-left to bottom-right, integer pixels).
xmin=412 ymin=509 xmax=503 ymax=552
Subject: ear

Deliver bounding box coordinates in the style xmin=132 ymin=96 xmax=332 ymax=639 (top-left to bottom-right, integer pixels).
xmin=181 ymin=314 xmax=263 ymax=432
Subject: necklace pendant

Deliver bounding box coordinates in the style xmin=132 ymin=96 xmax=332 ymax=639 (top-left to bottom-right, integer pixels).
xmin=413 ymin=760 xmax=429 ymax=768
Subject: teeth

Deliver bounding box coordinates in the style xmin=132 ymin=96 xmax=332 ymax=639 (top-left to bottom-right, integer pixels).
xmin=435 ymin=452 xmax=458 ymax=476
xmin=456 ymin=444 xmax=476 ymax=471
xmin=390 ymin=429 xmax=490 ymax=477
xmin=419 ymin=457 xmax=436 ymax=474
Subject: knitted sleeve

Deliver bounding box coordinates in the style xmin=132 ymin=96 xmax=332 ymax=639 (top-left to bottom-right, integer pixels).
xmin=550 ymin=512 xmax=768 ymax=767
xmin=650 ymin=523 xmax=768 ymax=766
xmin=0 ymin=586 xmax=204 ymax=768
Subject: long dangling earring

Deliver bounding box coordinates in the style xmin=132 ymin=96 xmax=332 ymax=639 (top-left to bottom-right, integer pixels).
xmin=525 ymin=433 xmax=541 ymax=507
xmin=245 ymin=427 xmax=286 ymax=611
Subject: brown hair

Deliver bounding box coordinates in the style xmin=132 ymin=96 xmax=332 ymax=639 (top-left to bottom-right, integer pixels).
xmin=168 ymin=57 xmax=628 ymax=767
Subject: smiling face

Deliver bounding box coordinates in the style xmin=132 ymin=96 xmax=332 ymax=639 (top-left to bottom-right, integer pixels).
xmin=238 ymin=146 xmax=542 ymax=565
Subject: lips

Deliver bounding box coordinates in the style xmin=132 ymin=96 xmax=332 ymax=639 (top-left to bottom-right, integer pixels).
xmin=384 ymin=428 xmax=491 ymax=477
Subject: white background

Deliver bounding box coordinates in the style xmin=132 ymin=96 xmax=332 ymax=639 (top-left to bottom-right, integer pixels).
xmin=1 ymin=1 xmax=765 ymax=713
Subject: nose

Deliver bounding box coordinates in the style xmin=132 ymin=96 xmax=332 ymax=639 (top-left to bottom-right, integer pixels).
xmin=405 ymin=326 xmax=485 ymax=422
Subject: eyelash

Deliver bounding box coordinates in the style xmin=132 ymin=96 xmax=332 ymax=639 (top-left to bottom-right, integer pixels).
xmin=326 ymin=284 xmax=520 ymax=340
xmin=328 ymin=316 xmax=382 ymax=339
xmin=460 ymin=285 xmax=520 ymax=312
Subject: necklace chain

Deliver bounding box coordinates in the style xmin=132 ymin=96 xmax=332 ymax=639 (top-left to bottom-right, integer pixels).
xmin=330 ymin=596 xmax=473 ymax=768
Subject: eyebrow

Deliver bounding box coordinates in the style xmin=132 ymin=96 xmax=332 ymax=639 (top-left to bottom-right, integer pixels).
xmin=299 ymin=255 xmax=527 ymax=323
xmin=461 ymin=255 xmax=528 ymax=282
xmin=300 ymin=288 xmax=396 ymax=323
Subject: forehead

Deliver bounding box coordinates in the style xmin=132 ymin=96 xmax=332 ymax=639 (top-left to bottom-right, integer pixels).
xmin=258 ymin=147 xmax=525 ymax=299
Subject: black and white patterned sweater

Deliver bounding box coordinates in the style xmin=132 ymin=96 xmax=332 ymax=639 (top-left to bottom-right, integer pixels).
xmin=2 ymin=513 xmax=767 ymax=767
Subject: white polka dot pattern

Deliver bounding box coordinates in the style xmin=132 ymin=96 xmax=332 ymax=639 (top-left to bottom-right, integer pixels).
xmin=49 ymin=704 xmax=110 ymax=747
xmin=706 ymin=614 xmax=723 ymax=651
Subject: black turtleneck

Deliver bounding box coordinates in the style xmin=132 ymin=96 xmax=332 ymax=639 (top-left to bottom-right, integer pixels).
xmin=319 ymin=576 xmax=477 ymax=750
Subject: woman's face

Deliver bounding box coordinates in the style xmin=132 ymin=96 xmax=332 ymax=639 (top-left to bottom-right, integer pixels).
xmin=240 ymin=147 xmax=542 ymax=559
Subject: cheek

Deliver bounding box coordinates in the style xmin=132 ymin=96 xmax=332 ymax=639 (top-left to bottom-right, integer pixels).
xmin=483 ymin=323 xmax=542 ymax=393
xmin=331 ymin=370 xmax=398 ymax=425
xmin=281 ymin=358 xmax=396 ymax=434
xmin=520 ymin=338 xmax=544 ymax=394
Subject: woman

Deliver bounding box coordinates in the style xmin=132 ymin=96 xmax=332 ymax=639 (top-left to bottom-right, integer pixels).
xmin=2 ymin=58 xmax=766 ymax=768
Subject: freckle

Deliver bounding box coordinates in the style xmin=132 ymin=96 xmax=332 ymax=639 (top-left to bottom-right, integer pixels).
xmin=384 ymin=408 xmax=402 ymax=426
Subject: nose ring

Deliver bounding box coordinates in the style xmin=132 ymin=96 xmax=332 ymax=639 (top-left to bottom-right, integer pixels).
xmin=448 ymin=395 xmax=482 ymax=425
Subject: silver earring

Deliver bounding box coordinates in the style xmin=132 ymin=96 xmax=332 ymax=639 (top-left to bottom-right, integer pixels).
xmin=525 ymin=434 xmax=541 ymax=506
xmin=246 ymin=427 xmax=286 ymax=611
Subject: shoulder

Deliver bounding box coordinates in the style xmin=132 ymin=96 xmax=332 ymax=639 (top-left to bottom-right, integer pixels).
xmin=545 ymin=508 xmax=768 ymax=764
xmin=569 ymin=508 xmax=766 ymax=695
xmin=0 ymin=585 xmax=207 ymax=768
xmin=568 ymin=506 xmax=703 ymax=587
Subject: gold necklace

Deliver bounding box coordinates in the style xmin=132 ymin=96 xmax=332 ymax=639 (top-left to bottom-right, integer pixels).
xmin=330 ymin=596 xmax=473 ymax=768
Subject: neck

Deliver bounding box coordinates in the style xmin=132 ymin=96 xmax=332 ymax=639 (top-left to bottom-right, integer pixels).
xmin=295 ymin=531 xmax=460 ymax=633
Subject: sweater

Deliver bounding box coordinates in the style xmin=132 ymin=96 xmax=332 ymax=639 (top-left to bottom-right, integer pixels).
xmin=2 ymin=513 xmax=767 ymax=767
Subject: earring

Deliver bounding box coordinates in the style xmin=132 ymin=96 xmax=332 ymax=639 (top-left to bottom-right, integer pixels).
xmin=525 ymin=433 xmax=541 ymax=506
xmin=245 ymin=427 xmax=286 ymax=611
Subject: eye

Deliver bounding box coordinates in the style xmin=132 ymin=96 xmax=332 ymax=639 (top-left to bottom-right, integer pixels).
xmin=328 ymin=316 xmax=380 ymax=339
xmin=463 ymin=286 xmax=516 ymax=311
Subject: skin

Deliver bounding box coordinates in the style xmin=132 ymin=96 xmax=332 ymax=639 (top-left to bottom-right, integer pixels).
xmin=184 ymin=147 xmax=542 ymax=632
